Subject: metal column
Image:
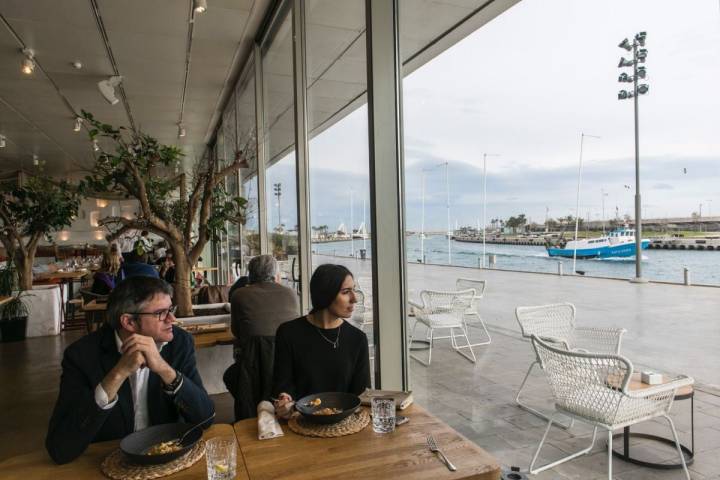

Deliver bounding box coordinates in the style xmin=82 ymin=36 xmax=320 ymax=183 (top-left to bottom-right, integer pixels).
xmin=254 ymin=45 xmax=269 ymax=255
xmin=366 ymin=0 xmax=408 ymax=391
xmin=292 ymin=0 xmax=312 ymax=313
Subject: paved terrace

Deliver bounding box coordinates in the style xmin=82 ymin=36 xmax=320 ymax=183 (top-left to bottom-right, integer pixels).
xmin=318 ymin=254 xmax=720 ymax=478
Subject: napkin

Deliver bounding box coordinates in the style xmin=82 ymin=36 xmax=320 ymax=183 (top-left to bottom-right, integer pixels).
xmin=257 ymin=401 xmax=284 ymax=440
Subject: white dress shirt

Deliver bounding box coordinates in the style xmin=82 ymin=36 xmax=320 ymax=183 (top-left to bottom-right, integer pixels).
xmin=94 ymin=332 xmax=179 ymax=432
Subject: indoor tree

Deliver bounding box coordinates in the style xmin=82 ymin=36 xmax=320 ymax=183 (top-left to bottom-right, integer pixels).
xmin=0 ymin=176 xmax=82 ymax=290
xmin=81 ymin=111 xmax=248 ymax=316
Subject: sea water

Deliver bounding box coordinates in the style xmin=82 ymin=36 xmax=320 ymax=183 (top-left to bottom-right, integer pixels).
xmin=312 ymin=235 xmax=720 ymax=286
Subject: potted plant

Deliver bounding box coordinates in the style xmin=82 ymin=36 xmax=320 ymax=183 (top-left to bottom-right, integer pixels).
xmin=0 ymin=260 xmax=31 ymax=342
xmin=80 ymin=111 xmax=248 ymax=317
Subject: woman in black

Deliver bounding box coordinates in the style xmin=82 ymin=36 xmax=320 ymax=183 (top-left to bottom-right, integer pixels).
xmin=272 ymin=264 xmax=370 ymax=417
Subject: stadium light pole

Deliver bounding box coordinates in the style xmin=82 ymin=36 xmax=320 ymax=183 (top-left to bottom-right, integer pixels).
xmin=618 ymin=31 xmax=649 ymax=282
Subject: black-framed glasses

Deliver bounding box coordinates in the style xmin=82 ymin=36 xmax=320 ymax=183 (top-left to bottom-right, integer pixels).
xmin=131 ymin=305 xmax=177 ymax=322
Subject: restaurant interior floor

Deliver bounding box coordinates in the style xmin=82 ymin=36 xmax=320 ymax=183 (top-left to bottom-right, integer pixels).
xmin=3 ymin=325 xmax=720 ymax=479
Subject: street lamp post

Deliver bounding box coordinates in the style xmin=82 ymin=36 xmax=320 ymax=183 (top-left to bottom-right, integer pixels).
xmin=481 ymin=153 xmax=499 ymax=268
xmin=273 ymin=182 xmax=282 ymax=229
xmin=618 ymin=31 xmax=649 ymax=282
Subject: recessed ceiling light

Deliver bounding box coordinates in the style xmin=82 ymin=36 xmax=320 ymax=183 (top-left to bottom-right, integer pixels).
xmin=193 ymin=0 xmax=207 ymax=14
xmin=21 ymin=48 xmax=35 ymax=75
xmin=0 ymin=135 xmax=5 ymax=148
xmin=33 ymin=154 xmax=39 ymax=166
xmin=72 ymin=61 xmax=83 ymax=70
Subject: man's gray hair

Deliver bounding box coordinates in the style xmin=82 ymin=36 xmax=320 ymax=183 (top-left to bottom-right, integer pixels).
xmin=107 ymin=276 xmax=174 ymax=329
xmin=248 ymin=255 xmax=277 ymax=283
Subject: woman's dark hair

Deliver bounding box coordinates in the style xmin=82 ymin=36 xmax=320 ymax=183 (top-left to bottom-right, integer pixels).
xmin=310 ymin=264 xmax=353 ymax=314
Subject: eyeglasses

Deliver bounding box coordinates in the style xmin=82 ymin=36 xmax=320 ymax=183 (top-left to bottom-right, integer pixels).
xmin=131 ymin=305 xmax=177 ymax=322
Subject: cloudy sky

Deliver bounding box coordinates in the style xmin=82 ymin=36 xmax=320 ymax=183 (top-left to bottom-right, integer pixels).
xmin=265 ymin=0 xmax=720 ymax=232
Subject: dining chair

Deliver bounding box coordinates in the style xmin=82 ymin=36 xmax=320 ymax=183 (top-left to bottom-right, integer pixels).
xmin=515 ymin=303 xmax=625 ymax=428
xmin=528 ymin=335 xmax=692 ymax=480
xmin=409 ymin=289 xmax=477 ymax=366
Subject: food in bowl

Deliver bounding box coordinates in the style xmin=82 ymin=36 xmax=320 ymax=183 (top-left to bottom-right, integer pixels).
xmin=313 ymin=407 xmax=342 ymax=416
xmin=306 ymin=397 xmax=322 ymax=407
xmin=145 ymin=439 xmax=182 ymax=456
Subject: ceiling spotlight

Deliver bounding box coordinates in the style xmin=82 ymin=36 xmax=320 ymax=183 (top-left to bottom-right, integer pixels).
xmin=193 ymin=0 xmax=207 ymax=13
xmin=93 ymin=139 xmax=100 ymax=152
xmin=33 ymin=154 xmax=39 ymax=166
xmin=74 ymin=117 xmax=83 ymax=132
xmin=0 ymin=135 xmax=5 ymax=148
xmin=178 ymin=124 xmax=186 ymax=138
xmin=636 ymin=66 xmax=647 ymax=79
xmin=618 ymin=38 xmax=632 ymax=51
xmin=72 ymin=61 xmax=83 ymax=70
xmin=618 ymin=90 xmax=629 ymax=100
xmin=618 ymin=57 xmax=634 ymax=68
xmin=637 ymin=48 xmax=648 ymax=60
xmin=637 ymin=84 xmax=650 ymax=95
xmin=618 ymin=72 xmax=631 ymax=83
xmin=21 ymin=48 xmax=35 ymax=75
xmin=97 ymin=75 xmax=123 ymax=105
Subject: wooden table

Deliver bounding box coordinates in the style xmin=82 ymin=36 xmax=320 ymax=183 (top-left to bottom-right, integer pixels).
xmin=0 ymin=423 xmax=249 ymax=480
xmin=192 ymin=328 xmax=235 ymax=349
xmin=233 ymin=404 xmax=501 ymax=479
xmin=82 ymin=300 xmax=108 ymax=332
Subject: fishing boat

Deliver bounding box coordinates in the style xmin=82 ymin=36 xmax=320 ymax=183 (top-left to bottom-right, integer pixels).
xmin=546 ymin=228 xmax=650 ymax=259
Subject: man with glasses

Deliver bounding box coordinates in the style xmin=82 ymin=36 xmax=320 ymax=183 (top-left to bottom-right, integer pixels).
xmin=46 ymin=276 xmax=214 ymax=464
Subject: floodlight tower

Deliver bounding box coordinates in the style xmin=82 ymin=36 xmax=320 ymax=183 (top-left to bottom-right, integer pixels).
xmin=617 ymin=31 xmax=649 ymax=282
xmin=273 ymin=183 xmax=282 ymax=229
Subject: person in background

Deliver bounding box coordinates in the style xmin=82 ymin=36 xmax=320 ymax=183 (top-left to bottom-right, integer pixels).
xmin=119 ymin=251 xmax=159 ymax=279
xmin=45 ymin=276 xmax=214 ymax=464
xmin=224 ymin=255 xmax=299 ymax=420
xmin=153 ymin=241 xmax=168 ymax=264
xmin=158 ymin=251 xmax=175 ymax=284
xmin=90 ymin=250 xmax=121 ymax=295
xmin=272 ymin=264 xmax=370 ymax=418
xmin=133 ymin=230 xmax=153 ymax=258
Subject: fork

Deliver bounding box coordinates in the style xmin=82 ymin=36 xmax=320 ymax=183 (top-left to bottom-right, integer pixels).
xmin=426 ymin=434 xmax=457 ymax=471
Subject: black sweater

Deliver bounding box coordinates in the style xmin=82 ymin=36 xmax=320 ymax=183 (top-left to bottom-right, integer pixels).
xmin=272 ymin=317 xmax=370 ymax=400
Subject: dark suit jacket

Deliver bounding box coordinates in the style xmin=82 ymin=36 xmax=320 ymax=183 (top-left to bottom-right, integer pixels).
xmin=45 ymin=325 xmax=214 ymax=464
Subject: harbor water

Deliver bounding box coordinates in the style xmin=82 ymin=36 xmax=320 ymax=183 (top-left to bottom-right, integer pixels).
xmin=312 ymin=234 xmax=720 ymax=286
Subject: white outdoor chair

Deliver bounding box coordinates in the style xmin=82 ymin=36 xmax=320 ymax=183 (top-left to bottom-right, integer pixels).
xmin=515 ymin=303 xmax=626 ymax=428
xmin=529 ymin=335 xmax=693 ymax=480
xmin=455 ymin=278 xmax=491 ymax=346
xmin=408 ymin=289 xmax=477 ymax=366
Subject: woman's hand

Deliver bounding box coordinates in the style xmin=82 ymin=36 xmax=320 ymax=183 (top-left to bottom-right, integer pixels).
xmin=273 ymin=393 xmax=294 ymax=419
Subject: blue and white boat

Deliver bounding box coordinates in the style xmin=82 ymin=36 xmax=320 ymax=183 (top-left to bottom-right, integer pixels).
xmin=546 ymin=228 xmax=650 ymax=259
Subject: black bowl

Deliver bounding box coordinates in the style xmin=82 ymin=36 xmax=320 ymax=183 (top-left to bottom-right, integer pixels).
xmin=295 ymin=392 xmax=361 ymax=425
xmin=120 ymin=423 xmax=202 ymax=465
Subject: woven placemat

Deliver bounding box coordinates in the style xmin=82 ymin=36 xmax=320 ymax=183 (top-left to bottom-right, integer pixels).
xmin=101 ymin=440 xmax=205 ymax=480
xmin=288 ymin=407 xmax=370 ymax=437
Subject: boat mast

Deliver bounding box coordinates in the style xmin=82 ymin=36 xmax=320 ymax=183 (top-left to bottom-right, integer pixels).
xmin=573 ymin=133 xmax=600 ymax=274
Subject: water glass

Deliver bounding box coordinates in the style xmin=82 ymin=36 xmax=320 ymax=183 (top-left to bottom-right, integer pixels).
xmin=371 ymin=396 xmax=396 ymax=433
xmin=206 ymin=436 xmax=237 ymax=480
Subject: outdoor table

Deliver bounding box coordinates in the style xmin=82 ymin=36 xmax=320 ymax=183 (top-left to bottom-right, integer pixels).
xmin=233 ymin=404 xmax=501 ymax=479
xmin=0 ymin=423 xmax=248 ymax=480
xmin=611 ymin=372 xmax=695 ymax=470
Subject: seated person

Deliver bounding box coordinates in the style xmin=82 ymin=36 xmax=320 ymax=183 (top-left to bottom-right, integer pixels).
xmin=45 ymin=276 xmax=214 ymax=464
xmin=90 ymin=250 xmax=121 ymax=295
xmin=227 ymin=275 xmax=249 ymax=299
xmin=272 ymin=264 xmax=370 ymax=418
xmin=120 ymin=251 xmax=159 ymax=279
xmin=158 ymin=252 xmax=175 ymax=284
xmin=225 ymin=256 xmax=298 ymax=420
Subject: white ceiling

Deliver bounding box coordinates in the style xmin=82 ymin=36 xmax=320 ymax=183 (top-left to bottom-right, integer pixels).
xmin=0 ymin=0 xmax=260 ymax=176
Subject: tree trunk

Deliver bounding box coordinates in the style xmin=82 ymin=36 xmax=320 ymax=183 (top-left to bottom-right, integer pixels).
xmin=173 ymin=254 xmax=194 ymax=317
xmin=15 ymin=251 xmax=33 ymax=291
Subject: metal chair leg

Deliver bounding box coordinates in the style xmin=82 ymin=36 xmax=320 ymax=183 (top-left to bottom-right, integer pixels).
xmin=607 ymin=429 xmax=613 ymax=480
xmin=463 ymin=313 xmax=492 ymax=347
xmin=515 ymin=361 xmax=573 ymax=429
xmin=530 ymin=418 xmax=597 ymax=474
xmin=663 ymin=414 xmax=691 ymax=480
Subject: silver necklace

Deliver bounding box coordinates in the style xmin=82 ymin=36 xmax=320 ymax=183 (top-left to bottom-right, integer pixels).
xmin=313 ymin=322 xmax=341 ymax=349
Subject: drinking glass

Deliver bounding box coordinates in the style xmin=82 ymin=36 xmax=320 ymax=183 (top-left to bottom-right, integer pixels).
xmin=205 ymin=436 xmax=237 ymax=480
xmin=371 ymin=396 xmax=396 ymax=433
